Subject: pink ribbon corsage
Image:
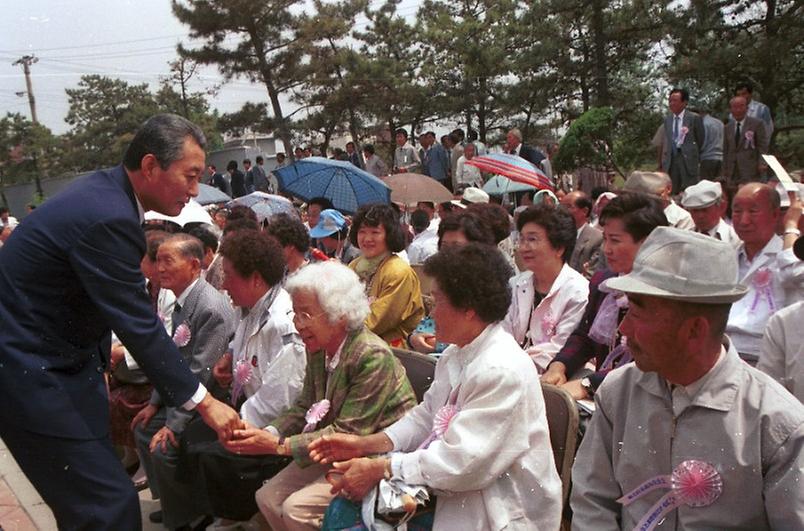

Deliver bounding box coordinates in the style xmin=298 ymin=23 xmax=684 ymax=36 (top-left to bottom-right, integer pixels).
xmin=417 ymin=404 xmax=459 ymax=450
xmin=750 ymin=267 xmax=775 ymax=313
xmin=231 ymin=359 xmax=254 ymax=405
xmin=172 ymin=321 xmax=191 ymax=347
xmin=541 ymin=312 xmax=558 ymax=338
xmin=302 ymin=399 xmax=331 ymax=433
xmin=618 ymin=460 xmax=722 ymax=531
xmin=677 ymin=126 xmax=689 ymax=146
xmin=743 ymin=130 xmax=755 ymax=149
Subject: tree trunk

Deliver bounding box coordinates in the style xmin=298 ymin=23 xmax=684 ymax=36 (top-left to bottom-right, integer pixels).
xmin=249 ymin=30 xmax=294 ymax=161
xmin=590 ymin=0 xmax=610 ymax=106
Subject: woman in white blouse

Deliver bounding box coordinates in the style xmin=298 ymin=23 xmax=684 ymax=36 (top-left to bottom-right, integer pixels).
xmin=308 ymin=243 xmax=562 ymax=530
xmin=503 ymin=204 xmax=589 ymax=372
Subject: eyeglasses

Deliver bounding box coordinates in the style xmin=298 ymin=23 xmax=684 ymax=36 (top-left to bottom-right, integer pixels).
xmin=517 ymin=235 xmax=545 ymax=249
xmin=293 ymin=310 xmax=327 ymax=326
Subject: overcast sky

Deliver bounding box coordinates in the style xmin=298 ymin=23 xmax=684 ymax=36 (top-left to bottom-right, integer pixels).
xmin=0 ymin=0 xmax=421 ymax=135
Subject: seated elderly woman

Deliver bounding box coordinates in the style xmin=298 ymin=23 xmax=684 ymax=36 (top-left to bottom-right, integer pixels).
xmin=407 ymin=210 xmax=495 ymax=355
xmin=503 ymin=204 xmax=589 ymax=373
xmin=308 ymin=243 xmax=563 ymax=530
xmin=541 ymin=192 xmax=668 ymax=399
xmin=348 ymin=204 xmax=424 ymax=346
xmin=222 ymin=260 xmax=417 ymax=530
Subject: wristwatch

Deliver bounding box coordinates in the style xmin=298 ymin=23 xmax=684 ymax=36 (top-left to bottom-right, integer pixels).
xmin=276 ymin=435 xmax=288 ymax=455
xmin=580 ymin=377 xmax=595 ymax=398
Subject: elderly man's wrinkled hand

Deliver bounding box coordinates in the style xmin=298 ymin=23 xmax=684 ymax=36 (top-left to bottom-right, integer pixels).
xmin=308 ymin=433 xmax=366 ymax=464
xmin=212 ymin=352 xmax=234 ymax=388
xmin=330 ymin=458 xmax=387 ymax=500
xmin=149 ymin=426 xmax=177 ymax=454
xmin=541 ymin=362 xmax=568 ymax=386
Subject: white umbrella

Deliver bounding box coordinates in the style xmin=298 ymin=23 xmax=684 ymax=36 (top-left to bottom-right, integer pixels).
xmin=144 ymin=199 xmax=213 ymax=227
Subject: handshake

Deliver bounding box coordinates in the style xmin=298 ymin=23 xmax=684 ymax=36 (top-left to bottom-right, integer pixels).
xmin=196 ymin=393 xmax=246 ymax=442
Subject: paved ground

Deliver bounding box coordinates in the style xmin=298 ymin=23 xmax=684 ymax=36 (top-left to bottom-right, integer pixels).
xmin=0 ymin=437 xmax=162 ymax=530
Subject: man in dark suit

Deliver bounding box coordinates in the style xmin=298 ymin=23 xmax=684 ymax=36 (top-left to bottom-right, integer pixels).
xmin=345 ymin=141 xmax=364 ymax=170
xmin=662 ymin=87 xmax=705 ymax=194
xmin=207 ymin=164 xmax=231 ymax=196
xmin=252 ymin=155 xmax=271 ymax=193
xmin=506 ymin=127 xmax=546 ymax=166
xmin=419 ymin=131 xmax=450 ymax=185
xmin=133 ymin=234 xmax=234 ymax=530
xmin=561 ymin=190 xmax=603 ymax=278
xmin=0 ymin=114 xmax=242 ymax=530
xmin=723 ymin=96 xmax=769 ymax=184
xmin=227 ymin=160 xmax=247 ymax=198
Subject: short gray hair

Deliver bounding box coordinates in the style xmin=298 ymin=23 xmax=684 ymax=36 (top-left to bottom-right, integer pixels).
xmin=164 ymin=233 xmax=204 ymax=262
xmin=123 ymin=113 xmax=206 ymax=171
xmin=285 ymin=261 xmax=370 ymax=331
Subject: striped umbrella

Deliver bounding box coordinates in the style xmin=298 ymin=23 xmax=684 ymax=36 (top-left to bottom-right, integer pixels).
xmin=466 ymin=153 xmax=553 ymax=190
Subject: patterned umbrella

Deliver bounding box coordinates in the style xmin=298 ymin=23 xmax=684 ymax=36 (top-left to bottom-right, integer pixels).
xmin=275 ymin=157 xmax=390 ymax=214
xmin=466 ymin=153 xmax=553 ymax=190
xmin=145 ymin=199 xmax=212 ymax=226
xmin=382 ymin=173 xmax=454 ymax=205
xmin=227 ymin=192 xmax=298 ymax=223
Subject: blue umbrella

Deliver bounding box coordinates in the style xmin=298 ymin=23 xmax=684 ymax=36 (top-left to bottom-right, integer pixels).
xmin=227 ymin=192 xmax=298 ymax=222
xmin=275 ymin=157 xmax=390 ymax=214
xmin=483 ymin=175 xmax=536 ymax=195
xmin=196 ymin=183 xmax=231 ymax=205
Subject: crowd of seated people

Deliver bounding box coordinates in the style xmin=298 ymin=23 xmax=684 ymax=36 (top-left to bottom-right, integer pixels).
xmin=80 ymin=170 xmax=804 ymax=530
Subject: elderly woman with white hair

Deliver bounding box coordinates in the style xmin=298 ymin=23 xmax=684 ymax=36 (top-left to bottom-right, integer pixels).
xmin=223 ymin=260 xmax=417 ymax=531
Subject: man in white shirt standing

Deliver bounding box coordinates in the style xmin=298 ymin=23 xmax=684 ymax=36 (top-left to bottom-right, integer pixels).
xmin=680 ymin=180 xmax=741 ymax=248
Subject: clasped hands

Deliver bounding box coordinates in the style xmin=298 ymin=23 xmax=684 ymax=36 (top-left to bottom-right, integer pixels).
xmin=309 ymin=433 xmax=391 ymax=502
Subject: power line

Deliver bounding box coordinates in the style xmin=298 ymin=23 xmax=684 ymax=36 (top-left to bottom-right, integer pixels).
xmin=0 ymin=34 xmax=189 ymax=54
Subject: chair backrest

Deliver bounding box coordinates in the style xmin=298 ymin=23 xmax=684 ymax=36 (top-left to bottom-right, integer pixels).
xmin=541 ymin=383 xmax=580 ymax=506
xmin=391 ymin=347 xmax=437 ymax=403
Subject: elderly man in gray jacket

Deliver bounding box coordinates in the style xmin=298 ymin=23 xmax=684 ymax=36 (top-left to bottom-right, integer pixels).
xmin=133 ymin=233 xmax=235 ymax=530
xmin=571 ymin=227 xmax=804 ymax=530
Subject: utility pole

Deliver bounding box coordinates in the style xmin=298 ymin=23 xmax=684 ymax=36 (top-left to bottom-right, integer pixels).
xmin=13 ymin=55 xmax=39 ymax=124
xmin=12 ymin=55 xmax=44 ymax=200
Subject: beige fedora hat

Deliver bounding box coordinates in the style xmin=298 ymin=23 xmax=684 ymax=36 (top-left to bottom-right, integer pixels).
xmin=603 ymin=226 xmax=748 ymax=303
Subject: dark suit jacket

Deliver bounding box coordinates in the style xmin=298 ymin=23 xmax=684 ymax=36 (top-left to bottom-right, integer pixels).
xmin=514 ymin=144 xmax=546 ymax=166
xmin=420 ymin=144 xmax=450 ymax=182
xmin=209 ymin=172 xmax=230 ymax=196
xmin=723 ymin=116 xmax=769 ymax=183
xmin=550 ymin=269 xmax=621 ymax=390
xmin=0 ymin=165 xmax=200 ymax=439
xmin=230 ymin=169 xmax=247 ymax=198
xmin=154 ymin=278 xmax=234 ymax=434
xmin=569 ymin=223 xmax=603 ymax=279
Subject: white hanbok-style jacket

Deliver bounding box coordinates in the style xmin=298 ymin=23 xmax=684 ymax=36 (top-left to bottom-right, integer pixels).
xmin=502 ymin=264 xmax=589 ymax=372
xmin=385 ymin=323 xmax=563 ymax=530
xmin=232 ymin=287 xmax=306 ymax=427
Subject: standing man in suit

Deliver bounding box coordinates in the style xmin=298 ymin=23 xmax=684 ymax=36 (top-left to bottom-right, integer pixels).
xmin=662 ymin=88 xmax=705 ymax=194
xmin=252 ymin=155 xmax=271 ymax=193
xmin=345 ymin=141 xmax=364 ymax=170
xmin=133 ymin=234 xmax=235 ymax=530
xmin=419 ymin=131 xmax=450 ymax=187
xmin=723 ymin=96 xmax=770 ymax=185
xmin=507 ymin=127 xmax=546 ymax=167
xmin=731 ymin=81 xmax=774 ymax=138
xmin=0 ymin=114 xmax=242 ymax=530
xmin=207 ymin=164 xmax=231 ymax=196
xmin=561 ymin=190 xmax=603 ymax=278
xmin=227 ymin=160 xmax=247 ymax=198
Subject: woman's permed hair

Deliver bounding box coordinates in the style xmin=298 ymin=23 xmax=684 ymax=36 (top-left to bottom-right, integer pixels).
xmin=423 ymin=242 xmax=513 ymax=323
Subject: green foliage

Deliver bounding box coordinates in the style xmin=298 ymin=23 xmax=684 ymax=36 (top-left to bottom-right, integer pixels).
xmin=554 ymin=107 xmax=616 ymax=173
xmin=0 ymin=113 xmax=61 ymax=185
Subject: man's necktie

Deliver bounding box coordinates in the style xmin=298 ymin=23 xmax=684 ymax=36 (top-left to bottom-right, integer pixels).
xmin=735 ymin=122 xmax=741 ymax=147
xmin=171 ymin=303 xmax=182 ymax=334
xmin=674 ymin=116 xmax=680 ymax=145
